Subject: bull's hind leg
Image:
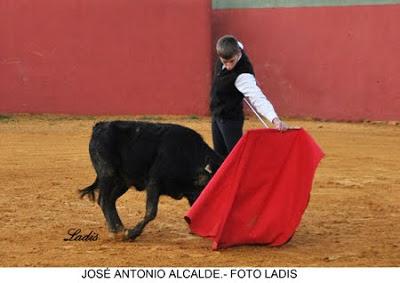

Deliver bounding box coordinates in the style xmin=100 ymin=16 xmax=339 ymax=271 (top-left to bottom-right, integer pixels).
xmin=125 ymin=182 xmax=160 ymax=241
xmin=98 ymin=177 xmax=128 ymax=238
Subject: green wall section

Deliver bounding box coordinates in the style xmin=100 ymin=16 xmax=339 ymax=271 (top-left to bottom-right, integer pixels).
xmin=213 ymin=0 xmax=400 ymax=9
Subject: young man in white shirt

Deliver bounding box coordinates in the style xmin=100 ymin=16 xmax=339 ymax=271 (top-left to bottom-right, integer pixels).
xmin=210 ymin=35 xmax=288 ymax=157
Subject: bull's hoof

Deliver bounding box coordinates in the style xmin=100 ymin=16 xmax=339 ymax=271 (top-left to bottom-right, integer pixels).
xmin=108 ymin=230 xmax=126 ymax=241
xmin=123 ymin=228 xmax=141 ymax=242
xmin=123 ymin=229 xmax=135 ymax=242
xmin=107 ymin=225 xmax=126 ymax=241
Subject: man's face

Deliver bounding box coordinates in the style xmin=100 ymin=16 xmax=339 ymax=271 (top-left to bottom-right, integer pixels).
xmin=220 ymin=52 xmax=241 ymax=71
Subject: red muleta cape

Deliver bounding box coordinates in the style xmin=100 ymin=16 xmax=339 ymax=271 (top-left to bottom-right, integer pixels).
xmin=185 ymin=128 xmax=324 ymax=250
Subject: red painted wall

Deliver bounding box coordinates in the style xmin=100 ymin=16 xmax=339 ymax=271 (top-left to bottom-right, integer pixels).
xmin=213 ymin=4 xmax=400 ymax=121
xmin=0 ymin=0 xmax=212 ymax=115
xmin=1 ymin=2 xmax=399 ymax=120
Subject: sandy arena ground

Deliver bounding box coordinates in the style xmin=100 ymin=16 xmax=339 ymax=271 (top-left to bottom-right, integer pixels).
xmin=0 ymin=114 xmax=399 ymax=267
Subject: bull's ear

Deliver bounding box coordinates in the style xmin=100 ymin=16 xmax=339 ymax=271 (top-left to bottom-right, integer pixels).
xmin=204 ymin=164 xmax=212 ymax=174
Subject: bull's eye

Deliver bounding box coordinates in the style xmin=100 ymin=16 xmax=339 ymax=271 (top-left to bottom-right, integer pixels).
xmin=204 ymin=164 xmax=212 ymax=174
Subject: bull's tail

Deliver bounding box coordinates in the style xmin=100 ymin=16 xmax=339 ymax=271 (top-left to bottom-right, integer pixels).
xmin=79 ymin=177 xmax=99 ymax=202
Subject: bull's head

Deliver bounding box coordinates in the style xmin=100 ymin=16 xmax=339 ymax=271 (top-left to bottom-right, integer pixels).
xmin=194 ymin=164 xmax=214 ymax=188
xmin=194 ymin=153 xmax=223 ymax=189
xmin=188 ymin=152 xmax=224 ymax=206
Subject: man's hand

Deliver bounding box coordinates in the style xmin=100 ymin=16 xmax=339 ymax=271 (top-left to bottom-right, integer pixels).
xmin=272 ymin=117 xmax=289 ymax=131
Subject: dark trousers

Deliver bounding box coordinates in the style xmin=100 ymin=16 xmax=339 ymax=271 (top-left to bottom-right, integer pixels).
xmin=211 ymin=116 xmax=244 ymax=158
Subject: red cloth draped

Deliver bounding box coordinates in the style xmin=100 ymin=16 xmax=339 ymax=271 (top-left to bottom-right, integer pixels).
xmin=185 ymin=128 xmax=324 ymax=250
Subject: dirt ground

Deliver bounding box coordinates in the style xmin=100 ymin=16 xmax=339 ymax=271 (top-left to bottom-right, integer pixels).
xmin=0 ymin=114 xmax=399 ymax=267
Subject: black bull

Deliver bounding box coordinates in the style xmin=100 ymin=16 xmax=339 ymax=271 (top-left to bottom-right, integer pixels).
xmin=79 ymin=121 xmax=223 ymax=240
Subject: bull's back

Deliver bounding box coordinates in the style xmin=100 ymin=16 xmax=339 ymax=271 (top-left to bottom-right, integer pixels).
xmin=116 ymin=121 xmax=207 ymax=178
xmin=90 ymin=121 xmax=162 ymax=173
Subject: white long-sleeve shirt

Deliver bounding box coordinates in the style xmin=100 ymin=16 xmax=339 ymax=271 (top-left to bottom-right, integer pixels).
xmin=235 ymin=73 xmax=278 ymax=123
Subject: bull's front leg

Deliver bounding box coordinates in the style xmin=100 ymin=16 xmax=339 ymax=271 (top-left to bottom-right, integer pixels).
xmin=125 ymin=184 xmax=160 ymax=241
